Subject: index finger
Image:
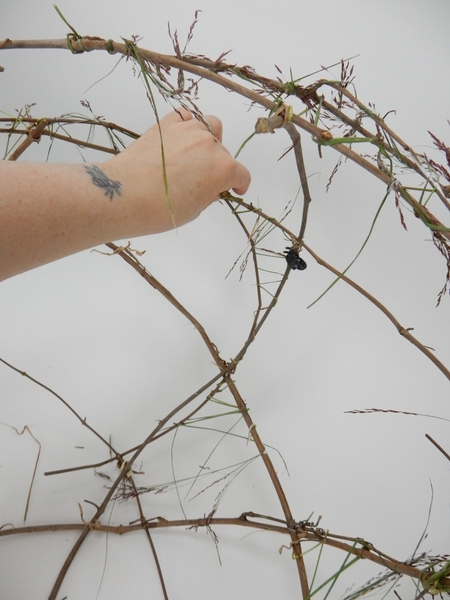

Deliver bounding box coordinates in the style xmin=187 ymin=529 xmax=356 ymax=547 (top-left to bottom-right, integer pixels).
xmin=165 ymin=109 xmax=223 ymax=142
xmin=201 ymin=115 xmax=223 ymax=142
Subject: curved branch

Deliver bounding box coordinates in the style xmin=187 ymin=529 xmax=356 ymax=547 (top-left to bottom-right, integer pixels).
xmin=1 ymin=36 xmax=448 ymax=242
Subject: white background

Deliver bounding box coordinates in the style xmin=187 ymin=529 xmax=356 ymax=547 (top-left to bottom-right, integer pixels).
xmin=1 ymin=1 xmax=450 ymax=599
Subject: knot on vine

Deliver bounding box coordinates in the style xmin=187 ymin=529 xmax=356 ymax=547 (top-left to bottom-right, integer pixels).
xmin=255 ymin=103 xmax=293 ymax=134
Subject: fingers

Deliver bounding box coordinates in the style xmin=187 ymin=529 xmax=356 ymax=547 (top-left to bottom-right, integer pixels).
xmin=229 ymin=161 xmax=251 ymax=196
xmin=201 ymin=115 xmax=222 ymax=142
xmin=162 ymin=109 xmax=223 ymax=141
xmin=163 ymin=107 xmax=193 ymax=123
xmin=161 ymin=109 xmax=250 ymax=194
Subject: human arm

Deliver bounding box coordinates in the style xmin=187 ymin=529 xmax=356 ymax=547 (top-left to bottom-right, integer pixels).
xmin=0 ymin=109 xmax=251 ymax=281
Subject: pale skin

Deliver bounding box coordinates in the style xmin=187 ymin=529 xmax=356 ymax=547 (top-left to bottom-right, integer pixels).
xmin=0 ymin=109 xmax=251 ymax=281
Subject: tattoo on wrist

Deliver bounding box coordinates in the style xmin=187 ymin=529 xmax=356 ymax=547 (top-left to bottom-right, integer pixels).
xmin=84 ymin=165 xmax=123 ymax=200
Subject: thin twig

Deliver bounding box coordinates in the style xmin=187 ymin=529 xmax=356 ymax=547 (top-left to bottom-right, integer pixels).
xmin=0 ymin=357 xmax=121 ymax=456
xmin=425 ymin=434 xmax=450 ymax=462
xmin=283 ymin=122 xmax=312 ymax=243
xmin=105 ymin=243 xmax=227 ymax=370
xmin=1 ymin=126 xmax=120 ymax=154
xmin=7 ymin=118 xmax=49 ymax=160
xmin=1 ymin=516 xmax=447 ymax=590
xmin=223 ymin=197 xmax=263 ymax=338
xmin=303 ymin=245 xmax=450 ymax=381
xmin=47 ymin=371 xmax=224 ymax=600
xmin=130 ymin=477 xmax=170 ymax=600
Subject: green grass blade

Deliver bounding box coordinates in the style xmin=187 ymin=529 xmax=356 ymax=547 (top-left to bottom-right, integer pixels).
xmin=307 ymin=186 xmax=390 ymax=309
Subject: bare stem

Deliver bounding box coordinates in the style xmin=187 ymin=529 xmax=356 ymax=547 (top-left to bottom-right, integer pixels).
xmin=2 ymin=516 xmax=447 ymax=590
xmin=130 ymin=477 xmax=170 ymax=600
xmin=0 ymin=357 xmax=121 ymax=456
xmin=283 ymin=122 xmax=312 ymax=243
xmin=303 ymin=245 xmax=450 ymax=382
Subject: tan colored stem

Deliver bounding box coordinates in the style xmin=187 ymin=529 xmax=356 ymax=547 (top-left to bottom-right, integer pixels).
xmin=1 ymin=517 xmax=447 ymax=590
xmin=304 ymin=244 xmax=450 ymax=382
xmin=1 ymin=37 xmax=448 ymax=242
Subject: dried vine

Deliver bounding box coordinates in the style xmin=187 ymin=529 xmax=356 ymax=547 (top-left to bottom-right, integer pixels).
xmin=1 ymin=18 xmax=450 ymax=600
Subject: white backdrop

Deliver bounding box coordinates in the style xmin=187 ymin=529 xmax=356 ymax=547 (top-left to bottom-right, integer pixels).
xmin=1 ymin=1 xmax=450 ymax=599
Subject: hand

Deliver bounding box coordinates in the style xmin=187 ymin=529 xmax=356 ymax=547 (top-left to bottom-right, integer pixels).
xmin=0 ymin=109 xmax=251 ymax=280
xmin=104 ymin=109 xmax=251 ymax=234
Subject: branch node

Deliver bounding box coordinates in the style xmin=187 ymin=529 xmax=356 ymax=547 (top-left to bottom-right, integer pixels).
xmin=246 ymin=423 xmax=257 ymax=445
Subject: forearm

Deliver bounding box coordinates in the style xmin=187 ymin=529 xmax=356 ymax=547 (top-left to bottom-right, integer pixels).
xmin=0 ymin=161 xmax=134 ymax=281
